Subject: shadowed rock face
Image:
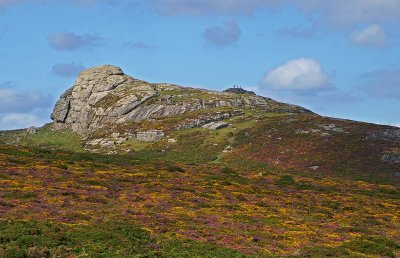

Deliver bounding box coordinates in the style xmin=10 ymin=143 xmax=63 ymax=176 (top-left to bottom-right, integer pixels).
xmin=51 ymin=65 xmax=311 ymax=135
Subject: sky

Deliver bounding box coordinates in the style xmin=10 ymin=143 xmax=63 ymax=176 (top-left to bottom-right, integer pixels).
xmin=0 ymin=0 xmax=399 ymax=130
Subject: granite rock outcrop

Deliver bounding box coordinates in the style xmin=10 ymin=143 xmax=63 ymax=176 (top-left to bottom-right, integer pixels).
xmin=51 ymin=65 xmax=311 ymax=135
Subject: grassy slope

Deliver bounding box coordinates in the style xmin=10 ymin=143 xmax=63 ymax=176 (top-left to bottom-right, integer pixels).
xmin=0 ymin=111 xmax=399 ymax=257
xmin=0 ymin=124 xmax=83 ymax=153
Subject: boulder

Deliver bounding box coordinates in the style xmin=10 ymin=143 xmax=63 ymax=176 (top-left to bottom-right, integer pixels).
xmin=100 ymin=140 xmax=116 ymax=148
xmin=177 ymin=110 xmax=242 ymax=130
xmin=319 ymin=124 xmax=347 ymax=133
xmin=202 ymin=121 xmax=229 ymax=130
xmin=26 ymin=126 xmax=38 ymax=134
xmin=87 ymin=139 xmax=103 ymax=146
xmin=321 ymin=132 xmax=331 ymax=137
xmin=296 ymin=129 xmax=310 ymax=134
xmin=111 ymin=132 xmax=120 ymax=138
xmin=136 ymin=130 xmax=165 ymax=142
xmin=368 ymin=129 xmax=400 ymax=142
xmin=382 ymin=152 xmax=400 ymax=164
xmin=223 ymin=145 xmax=233 ymax=153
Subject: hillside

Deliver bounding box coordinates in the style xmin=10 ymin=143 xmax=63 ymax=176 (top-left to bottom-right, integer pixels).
xmin=0 ymin=65 xmax=399 ymax=257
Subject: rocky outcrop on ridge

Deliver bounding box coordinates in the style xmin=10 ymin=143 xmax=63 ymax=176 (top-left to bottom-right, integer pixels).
xmin=175 ymin=110 xmax=243 ymax=130
xmin=223 ymin=87 xmax=256 ymax=95
xmin=51 ymin=65 xmax=311 ymax=135
xmin=368 ymin=129 xmax=400 ymax=142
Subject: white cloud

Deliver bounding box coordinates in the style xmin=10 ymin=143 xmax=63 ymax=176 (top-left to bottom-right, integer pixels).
xmin=351 ymin=24 xmax=387 ymax=47
xmin=262 ymin=58 xmax=330 ymax=91
xmin=0 ymin=84 xmax=53 ymax=130
xmin=0 ymin=0 xmax=107 ymax=10
xmin=203 ymin=20 xmax=241 ymax=46
xmin=0 ymin=85 xmax=53 ymax=113
xmin=2 ymin=1 xmax=400 ymax=28
xmin=147 ymin=0 xmax=284 ymax=16
xmin=0 ymin=113 xmax=48 ymax=130
xmin=298 ymin=0 xmax=400 ymax=27
xmin=146 ymin=1 xmax=400 ymax=27
xmin=48 ymin=32 xmax=102 ymax=51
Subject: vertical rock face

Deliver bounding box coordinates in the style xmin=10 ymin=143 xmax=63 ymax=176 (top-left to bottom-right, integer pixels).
xmin=51 ymin=65 xmax=140 ymax=134
xmin=67 ymin=66 xmax=135 ymax=133
xmin=51 ymin=65 xmax=312 ymax=135
xmin=51 ymin=87 xmax=73 ymax=123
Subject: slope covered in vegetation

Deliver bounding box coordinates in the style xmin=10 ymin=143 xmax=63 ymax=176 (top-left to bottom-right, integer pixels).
xmin=0 ymin=65 xmax=399 ymax=257
xmin=1 ymin=112 xmax=399 ymax=257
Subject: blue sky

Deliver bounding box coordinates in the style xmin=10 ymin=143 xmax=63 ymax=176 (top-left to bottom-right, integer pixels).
xmin=0 ymin=0 xmax=399 ymax=129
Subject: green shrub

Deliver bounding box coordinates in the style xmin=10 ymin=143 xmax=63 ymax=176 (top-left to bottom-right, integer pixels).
xmin=0 ymin=220 xmax=248 ymax=257
xmin=342 ymin=236 xmax=400 ymax=257
xmin=276 ymin=175 xmax=295 ymax=186
xmin=160 ymin=238 xmax=246 ymax=258
xmin=299 ymin=236 xmax=400 ymax=258
xmin=165 ymin=164 xmax=186 ymax=173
